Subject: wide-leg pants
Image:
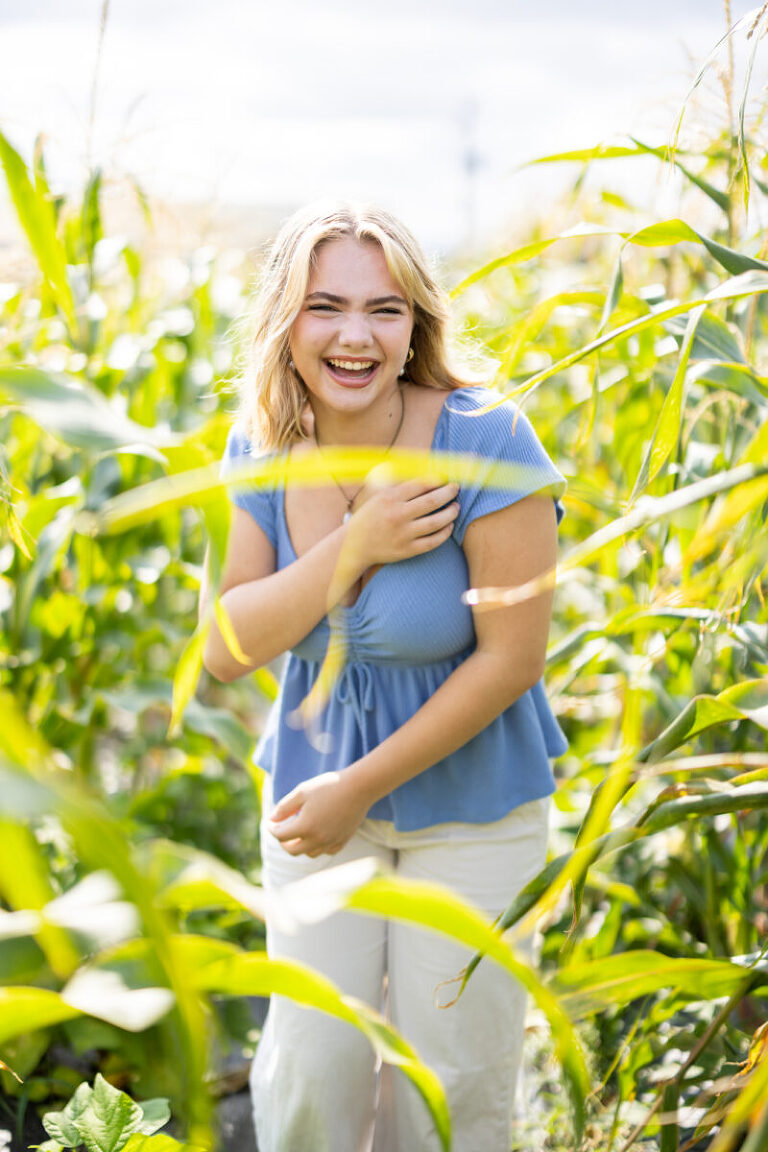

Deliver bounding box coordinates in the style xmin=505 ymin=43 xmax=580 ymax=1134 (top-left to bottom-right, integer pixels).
xmin=251 ymin=779 xmax=549 ymax=1152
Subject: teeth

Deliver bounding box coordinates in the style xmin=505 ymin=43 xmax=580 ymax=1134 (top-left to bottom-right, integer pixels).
xmin=327 ymin=359 xmax=375 ymax=371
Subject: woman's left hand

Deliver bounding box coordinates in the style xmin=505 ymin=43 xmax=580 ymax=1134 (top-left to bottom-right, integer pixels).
xmin=267 ymin=771 xmax=371 ymax=857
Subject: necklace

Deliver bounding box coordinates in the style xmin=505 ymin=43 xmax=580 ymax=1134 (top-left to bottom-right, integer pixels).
xmin=314 ymin=388 xmax=406 ymax=523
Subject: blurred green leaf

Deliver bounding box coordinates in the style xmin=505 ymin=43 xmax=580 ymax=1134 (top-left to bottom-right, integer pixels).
xmin=0 ymin=129 xmax=78 ymax=333
xmin=169 ymin=619 xmax=210 ymax=738
xmin=81 ymin=169 xmax=103 ymax=270
xmin=0 ymin=821 xmax=79 ymax=979
xmin=345 ymin=872 xmax=589 ymax=1135
xmin=0 ymin=987 xmax=81 ymax=1044
xmin=196 ymin=951 xmax=451 ymax=1151
xmin=0 ymin=367 xmax=177 ymax=453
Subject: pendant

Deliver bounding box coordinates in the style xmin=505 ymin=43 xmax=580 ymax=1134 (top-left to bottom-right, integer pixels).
xmin=343 ymin=510 xmax=352 ymax=524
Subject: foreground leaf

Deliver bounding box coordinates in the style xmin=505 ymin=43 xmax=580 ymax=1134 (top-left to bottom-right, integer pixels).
xmin=0 ymin=367 xmax=175 ymax=453
xmin=196 ymin=952 xmax=452 ymax=1152
xmin=344 ymin=873 xmax=589 ymax=1136
xmin=0 ymin=987 xmax=80 ymax=1044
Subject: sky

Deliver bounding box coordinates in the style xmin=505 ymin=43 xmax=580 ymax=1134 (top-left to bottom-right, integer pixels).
xmin=0 ymin=0 xmax=764 ymax=253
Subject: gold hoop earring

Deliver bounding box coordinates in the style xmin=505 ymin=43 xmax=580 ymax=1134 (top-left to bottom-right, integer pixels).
xmin=399 ymin=347 xmax=415 ymax=378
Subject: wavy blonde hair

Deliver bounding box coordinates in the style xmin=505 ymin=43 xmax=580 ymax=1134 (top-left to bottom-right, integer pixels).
xmin=237 ymin=201 xmax=470 ymax=449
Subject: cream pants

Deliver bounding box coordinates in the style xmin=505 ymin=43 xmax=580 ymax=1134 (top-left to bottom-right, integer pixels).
xmin=251 ymin=778 xmax=549 ymax=1152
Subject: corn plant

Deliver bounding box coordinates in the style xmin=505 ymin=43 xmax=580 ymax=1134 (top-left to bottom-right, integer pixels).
xmin=2 ymin=8 xmax=768 ymax=1150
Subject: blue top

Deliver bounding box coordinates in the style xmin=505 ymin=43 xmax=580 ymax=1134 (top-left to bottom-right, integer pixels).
xmin=220 ymin=386 xmax=568 ymax=831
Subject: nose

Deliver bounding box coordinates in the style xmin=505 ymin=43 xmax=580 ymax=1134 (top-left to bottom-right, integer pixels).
xmin=338 ymin=310 xmax=374 ymax=349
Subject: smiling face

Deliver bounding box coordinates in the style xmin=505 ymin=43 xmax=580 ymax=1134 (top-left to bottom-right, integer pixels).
xmin=289 ymin=235 xmax=414 ymax=436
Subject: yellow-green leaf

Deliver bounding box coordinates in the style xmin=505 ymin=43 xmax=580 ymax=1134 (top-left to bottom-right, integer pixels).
xmin=169 ymin=619 xmax=210 ymax=737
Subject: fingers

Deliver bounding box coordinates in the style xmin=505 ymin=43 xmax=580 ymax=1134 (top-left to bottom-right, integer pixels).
xmin=410 ymin=521 xmax=456 ymax=554
xmin=395 ymin=479 xmax=458 ymax=504
xmin=268 ymin=805 xmax=343 ymax=857
xmin=410 ymin=500 xmax=459 ymax=539
xmin=270 ymin=792 xmax=303 ymax=822
xmin=273 ymin=834 xmax=343 ymax=858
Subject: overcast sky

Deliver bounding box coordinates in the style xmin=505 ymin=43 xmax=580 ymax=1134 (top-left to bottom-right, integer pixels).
xmin=0 ymin=1 xmax=764 ymax=252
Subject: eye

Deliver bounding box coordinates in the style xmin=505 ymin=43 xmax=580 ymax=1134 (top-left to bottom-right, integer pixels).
xmin=375 ymin=307 xmax=404 ymax=315
xmin=308 ymin=303 xmax=338 ymax=313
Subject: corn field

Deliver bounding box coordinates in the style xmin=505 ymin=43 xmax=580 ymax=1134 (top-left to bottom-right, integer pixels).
xmin=1 ymin=8 xmax=768 ymax=1151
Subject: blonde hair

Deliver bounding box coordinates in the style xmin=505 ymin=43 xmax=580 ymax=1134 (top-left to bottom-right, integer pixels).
xmin=238 ymin=201 xmax=470 ymax=449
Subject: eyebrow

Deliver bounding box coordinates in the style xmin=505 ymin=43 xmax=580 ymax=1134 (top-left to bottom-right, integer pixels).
xmin=305 ymin=292 xmax=408 ymax=307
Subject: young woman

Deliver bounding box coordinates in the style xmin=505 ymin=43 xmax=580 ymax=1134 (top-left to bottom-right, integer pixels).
xmin=201 ymin=202 xmax=567 ymax=1152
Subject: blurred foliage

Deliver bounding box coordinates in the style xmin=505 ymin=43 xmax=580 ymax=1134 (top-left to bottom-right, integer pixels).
xmin=2 ymin=7 xmax=768 ymax=1150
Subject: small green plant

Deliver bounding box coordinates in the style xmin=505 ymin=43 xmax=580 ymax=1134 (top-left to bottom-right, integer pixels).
xmin=35 ymin=1073 xmax=186 ymax=1152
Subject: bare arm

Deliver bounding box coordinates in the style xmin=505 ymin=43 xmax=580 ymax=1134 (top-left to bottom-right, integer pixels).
xmin=269 ymin=494 xmax=558 ymax=856
xmin=200 ymin=480 xmax=461 ymax=682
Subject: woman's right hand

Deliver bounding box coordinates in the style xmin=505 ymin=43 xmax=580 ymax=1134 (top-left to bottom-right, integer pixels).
xmin=344 ymin=473 xmax=460 ymax=570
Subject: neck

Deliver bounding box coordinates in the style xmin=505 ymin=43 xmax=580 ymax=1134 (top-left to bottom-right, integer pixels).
xmin=312 ymin=387 xmax=405 ymax=448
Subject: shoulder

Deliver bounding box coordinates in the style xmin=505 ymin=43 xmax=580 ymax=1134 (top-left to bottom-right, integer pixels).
xmin=220 ymin=422 xmax=285 ymax=545
xmin=220 ymin=421 xmax=282 ymax=480
xmin=439 ymin=386 xmax=542 ymax=458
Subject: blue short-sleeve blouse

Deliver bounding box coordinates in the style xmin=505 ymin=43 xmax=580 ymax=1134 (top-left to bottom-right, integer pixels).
xmin=220 ymin=386 xmax=568 ymax=831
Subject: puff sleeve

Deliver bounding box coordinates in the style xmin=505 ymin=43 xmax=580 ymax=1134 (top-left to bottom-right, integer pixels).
xmin=219 ymin=422 xmax=279 ymax=548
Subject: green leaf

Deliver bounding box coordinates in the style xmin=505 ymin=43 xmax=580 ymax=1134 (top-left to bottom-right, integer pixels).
xmin=638 ymin=680 xmax=768 ymax=763
xmin=0 ymin=130 xmax=78 ymax=333
xmin=527 ymin=143 xmax=652 ymax=164
xmin=660 ymin=1079 xmax=681 ymax=1152
xmin=598 ymin=249 xmax=624 ymax=332
xmin=122 ymin=1136 xmax=195 ymax=1152
xmin=513 ymin=271 xmax=768 ymax=403
xmin=74 ymin=1073 xmax=143 ymax=1152
xmin=135 ymin=1099 xmax=171 ymax=1137
xmin=150 ymin=843 xmax=266 ymax=920
xmin=538 ymin=462 xmax=768 ymax=585
xmin=472 ymin=781 xmax=768 ymax=981
xmin=688 ymin=361 xmax=768 ymax=404
xmin=527 ymin=140 xmax=731 ymax=213
xmin=182 ymin=699 xmax=253 ymax=763
xmin=631 ymin=303 xmax=705 ymax=499
xmin=344 ymin=873 xmax=589 ymax=1136
xmin=451 ymin=224 xmax=615 ymax=295
xmin=78 ymin=446 xmax=561 ymax=537
xmin=453 ymin=218 xmax=768 ymax=301
xmin=0 ymin=367 xmax=176 ymax=453
xmin=197 ymin=952 xmax=452 ymax=1152
xmin=0 ymin=712 xmax=213 ymax=1140
xmin=736 ymin=27 xmax=760 ymax=212
xmin=81 ymin=169 xmax=103 ymax=269
xmin=665 ymin=310 xmax=746 ymax=363
xmin=695 ymin=230 xmax=768 ymax=275
xmin=169 ymin=619 xmax=210 ymax=738
xmin=252 ymin=667 xmax=280 ymax=701
xmin=549 ymin=951 xmax=759 ymax=1020
xmin=0 ymin=987 xmax=81 ymax=1045
xmin=686 ymin=442 xmax=768 ymax=561
xmin=0 ymin=820 xmax=80 ymax=978
xmin=213 ymin=597 xmax=250 ymax=666
xmin=43 ymin=1081 xmax=93 ymax=1146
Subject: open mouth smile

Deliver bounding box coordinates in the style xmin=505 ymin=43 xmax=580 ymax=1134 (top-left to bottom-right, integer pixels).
xmin=324 ymin=358 xmax=379 ymax=385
